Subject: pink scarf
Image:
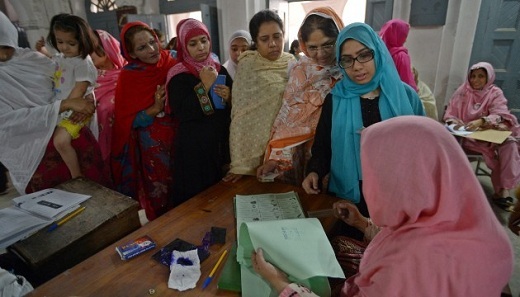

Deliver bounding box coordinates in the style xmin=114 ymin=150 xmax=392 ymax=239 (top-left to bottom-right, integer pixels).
xmin=343 ymin=116 xmax=513 ymax=296
xmin=166 ymin=18 xmax=220 ymax=81
xmin=444 ymin=61 xmax=520 ymax=136
xmin=379 ymin=19 xmax=417 ymax=91
xmin=94 ymin=30 xmax=126 ymax=161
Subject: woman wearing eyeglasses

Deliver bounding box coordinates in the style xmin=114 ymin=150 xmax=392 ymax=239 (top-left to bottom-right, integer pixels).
xmin=256 ymin=7 xmax=344 ymax=185
xmin=302 ymin=22 xmax=424 ymax=237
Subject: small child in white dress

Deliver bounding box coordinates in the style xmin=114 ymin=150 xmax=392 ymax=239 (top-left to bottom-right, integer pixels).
xmin=36 ymin=13 xmax=98 ymax=178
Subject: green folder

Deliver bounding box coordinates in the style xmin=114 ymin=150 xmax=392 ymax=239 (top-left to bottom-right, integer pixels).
xmin=217 ymin=243 xmax=241 ymax=292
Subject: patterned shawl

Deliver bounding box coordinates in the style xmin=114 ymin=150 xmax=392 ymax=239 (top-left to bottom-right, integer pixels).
xmin=229 ymin=51 xmax=295 ymax=175
xmin=264 ymin=7 xmax=344 ymax=164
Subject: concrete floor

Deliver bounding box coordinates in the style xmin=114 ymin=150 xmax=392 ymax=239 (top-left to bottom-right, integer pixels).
xmin=1 ymin=163 xmax=519 ymax=295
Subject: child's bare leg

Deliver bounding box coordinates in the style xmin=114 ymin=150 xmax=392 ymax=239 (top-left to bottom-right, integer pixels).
xmin=53 ymin=127 xmax=82 ymax=178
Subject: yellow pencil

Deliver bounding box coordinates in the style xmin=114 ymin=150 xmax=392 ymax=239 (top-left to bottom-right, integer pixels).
xmin=47 ymin=206 xmax=86 ymax=232
xmin=202 ymin=249 xmax=228 ymax=289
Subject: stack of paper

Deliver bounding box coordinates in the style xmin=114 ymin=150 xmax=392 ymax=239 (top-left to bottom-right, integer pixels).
xmin=0 ymin=188 xmax=91 ymax=249
xmin=222 ymin=191 xmax=344 ymax=297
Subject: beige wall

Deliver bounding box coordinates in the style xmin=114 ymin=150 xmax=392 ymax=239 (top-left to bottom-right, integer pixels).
xmin=392 ymin=0 xmax=481 ymax=119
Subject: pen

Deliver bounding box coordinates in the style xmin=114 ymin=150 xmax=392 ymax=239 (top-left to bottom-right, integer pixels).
xmin=201 ymin=249 xmax=228 ymax=289
xmin=47 ymin=206 xmax=86 ymax=232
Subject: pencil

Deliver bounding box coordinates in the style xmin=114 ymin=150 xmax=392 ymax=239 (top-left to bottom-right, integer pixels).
xmin=201 ymin=249 xmax=228 ymax=289
xmin=47 ymin=206 xmax=86 ymax=232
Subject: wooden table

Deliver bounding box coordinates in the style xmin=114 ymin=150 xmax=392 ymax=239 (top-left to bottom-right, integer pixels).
xmin=8 ymin=178 xmax=140 ymax=284
xmin=27 ymin=176 xmax=340 ymax=297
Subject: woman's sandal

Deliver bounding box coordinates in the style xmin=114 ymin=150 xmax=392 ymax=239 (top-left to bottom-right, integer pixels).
xmin=492 ymin=197 xmax=515 ymax=210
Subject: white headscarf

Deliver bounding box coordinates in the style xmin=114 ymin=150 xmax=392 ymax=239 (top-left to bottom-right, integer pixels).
xmin=222 ymin=30 xmax=252 ymax=79
xmin=0 ymin=11 xmax=61 ymax=194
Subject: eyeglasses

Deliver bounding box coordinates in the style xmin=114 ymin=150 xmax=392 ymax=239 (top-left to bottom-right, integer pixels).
xmin=339 ymin=49 xmax=374 ymax=69
xmin=306 ymin=43 xmax=335 ymax=55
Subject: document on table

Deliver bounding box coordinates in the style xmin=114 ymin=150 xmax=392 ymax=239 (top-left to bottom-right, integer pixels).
xmin=237 ymin=218 xmax=345 ymax=297
xmin=13 ymin=188 xmax=90 ymax=220
xmin=0 ymin=188 xmax=91 ymax=249
xmin=0 ymin=207 xmax=52 ymax=249
xmin=234 ymin=191 xmax=305 ymax=233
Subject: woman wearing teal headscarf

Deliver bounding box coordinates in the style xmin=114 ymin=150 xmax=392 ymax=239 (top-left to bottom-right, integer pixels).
xmin=302 ymin=22 xmax=424 ymax=222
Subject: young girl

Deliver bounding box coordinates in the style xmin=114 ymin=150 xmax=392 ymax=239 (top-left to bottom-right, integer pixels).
xmin=36 ymin=13 xmax=98 ymax=178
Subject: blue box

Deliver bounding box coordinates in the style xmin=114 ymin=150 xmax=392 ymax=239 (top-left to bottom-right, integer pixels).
xmin=116 ymin=235 xmax=156 ymax=260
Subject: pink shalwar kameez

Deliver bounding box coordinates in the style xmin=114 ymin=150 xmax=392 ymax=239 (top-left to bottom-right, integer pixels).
xmin=444 ymin=62 xmax=520 ymax=193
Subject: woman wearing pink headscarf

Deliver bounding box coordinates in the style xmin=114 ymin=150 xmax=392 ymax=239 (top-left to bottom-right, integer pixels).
xmin=444 ymin=62 xmax=520 ymax=209
xmin=252 ymin=116 xmax=513 ymax=297
xmin=379 ymin=19 xmax=418 ymax=91
xmin=166 ymin=18 xmax=232 ymax=205
xmin=91 ymin=30 xmax=127 ymax=165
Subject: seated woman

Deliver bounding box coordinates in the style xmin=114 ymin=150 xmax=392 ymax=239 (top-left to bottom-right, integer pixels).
xmin=444 ymin=62 xmax=520 ymax=209
xmin=224 ymin=9 xmax=295 ymax=182
xmin=166 ymin=18 xmax=232 ymax=205
xmin=0 ymin=11 xmax=103 ymax=194
xmin=252 ymin=116 xmax=513 ymax=297
xmin=256 ymin=7 xmax=344 ymax=185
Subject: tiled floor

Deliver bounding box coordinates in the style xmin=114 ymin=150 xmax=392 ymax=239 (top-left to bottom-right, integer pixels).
xmin=1 ymin=164 xmax=519 ymax=294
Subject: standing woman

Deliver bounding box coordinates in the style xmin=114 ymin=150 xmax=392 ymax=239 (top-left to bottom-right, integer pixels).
xmin=302 ymin=23 xmax=424 ymax=226
xmin=257 ymin=7 xmax=344 ymax=185
xmin=166 ymin=18 xmax=232 ymax=205
xmin=444 ymin=62 xmax=520 ymax=208
xmin=0 ymin=11 xmax=101 ymax=194
xmin=112 ymin=22 xmax=177 ymax=221
xmin=224 ymin=9 xmax=296 ymax=182
xmin=222 ymin=29 xmax=252 ymax=79
xmin=91 ymin=29 xmax=127 ymax=165
xmin=379 ymin=19 xmax=418 ymax=91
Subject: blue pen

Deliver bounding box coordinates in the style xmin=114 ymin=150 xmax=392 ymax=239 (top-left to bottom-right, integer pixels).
xmin=202 ymin=249 xmax=228 ymax=289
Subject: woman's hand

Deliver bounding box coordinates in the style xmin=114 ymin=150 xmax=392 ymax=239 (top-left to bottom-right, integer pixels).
xmin=214 ymin=84 xmax=231 ymax=103
xmin=302 ymin=172 xmax=320 ymax=194
xmin=252 ymin=248 xmax=290 ymax=294
xmin=35 ymin=36 xmax=51 ymax=58
xmin=61 ymin=95 xmax=95 ymax=114
xmin=256 ymin=160 xmax=278 ymax=179
xmin=64 ymin=94 xmax=95 ymax=123
xmin=465 ymin=118 xmax=485 ymax=131
xmin=148 ymin=85 xmax=166 ymax=116
xmin=222 ymin=172 xmax=243 ymax=183
xmin=200 ymin=66 xmax=218 ymax=90
xmin=333 ymin=201 xmax=367 ymax=231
